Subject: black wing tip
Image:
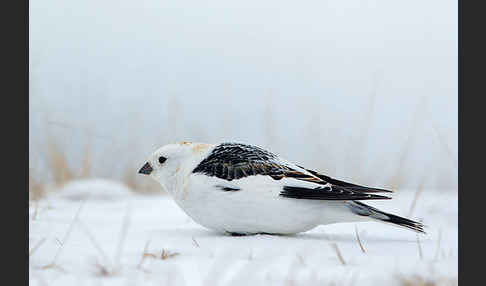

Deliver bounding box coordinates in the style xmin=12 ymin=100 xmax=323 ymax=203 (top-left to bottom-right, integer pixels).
xmin=349 ymin=201 xmax=426 ymax=234
xmin=399 ymin=220 xmax=426 ymax=234
xmin=300 ymin=168 xmax=394 ymax=193
xmin=372 ymin=195 xmax=392 ymax=200
xmin=333 ymin=185 xmax=394 ymax=193
xmin=382 ymin=212 xmax=427 ymax=234
xmin=335 ymin=187 xmax=394 ymax=194
xmin=280 ymin=186 xmax=392 ymax=201
xmin=375 ymin=188 xmax=394 ymax=193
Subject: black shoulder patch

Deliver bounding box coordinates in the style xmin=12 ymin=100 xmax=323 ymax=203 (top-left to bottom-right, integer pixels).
xmin=192 ymin=142 xmax=285 ymax=181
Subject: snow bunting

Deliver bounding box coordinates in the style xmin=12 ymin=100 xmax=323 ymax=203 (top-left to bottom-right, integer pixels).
xmin=138 ymin=142 xmax=425 ymax=235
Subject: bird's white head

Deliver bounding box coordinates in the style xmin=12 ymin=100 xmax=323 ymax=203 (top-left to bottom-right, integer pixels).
xmin=138 ymin=141 xmax=213 ymax=194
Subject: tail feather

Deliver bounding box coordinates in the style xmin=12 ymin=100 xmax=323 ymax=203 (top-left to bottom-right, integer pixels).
xmin=348 ymin=201 xmax=425 ymax=234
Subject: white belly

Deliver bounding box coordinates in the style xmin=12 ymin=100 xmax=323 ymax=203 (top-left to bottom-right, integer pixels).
xmin=169 ymin=174 xmax=361 ymax=234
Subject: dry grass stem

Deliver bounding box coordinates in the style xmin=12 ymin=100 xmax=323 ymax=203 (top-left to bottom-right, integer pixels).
xmin=93 ymin=260 xmax=118 ymax=277
xmin=430 ymin=120 xmax=458 ymax=170
xmin=29 ymin=172 xmax=45 ymax=201
xmin=355 ymin=85 xmax=378 ymax=179
xmin=137 ymin=240 xmax=156 ymax=270
xmin=40 ymin=263 xmax=66 ymax=273
xmin=94 ymin=262 xmax=111 ymax=277
xmin=330 ymin=243 xmax=346 ymax=265
xmin=79 ymin=140 xmax=91 ymax=178
xmin=137 ymin=241 xmax=179 ymax=268
xmin=29 ymin=238 xmax=46 ymax=257
xmin=263 ymin=92 xmax=277 ymax=147
xmin=85 ymin=212 xmax=121 ymax=277
xmin=416 ymin=234 xmax=423 ymax=260
xmin=355 ymin=225 xmax=366 ymax=253
xmin=78 ymin=220 xmax=111 ymax=265
xmin=296 ymin=254 xmax=306 ymax=266
xmin=55 ymin=237 xmax=63 ymax=246
xmin=192 ymin=237 xmax=200 ymax=248
xmin=434 ymin=229 xmax=442 ymax=261
xmin=408 ymin=179 xmax=425 ymax=217
xmin=48 ymin=200 xmax=86 ymax=267
xmin=247 ymin=249 xmax=253 ymax=261
xmin=33 ymin=200 xmax=39 ymax=220
xmin=161 ymin=249 xmax=180 ymax=260
xmin=122 ymin=166 xmax=138 ymax=190
xmin=386 ymin=98 xmax=426 ymax=189
xmin=47 ymin=138 xmax=73 ymax=186
xmin=114 ymin=205 xmax=131 ymax=269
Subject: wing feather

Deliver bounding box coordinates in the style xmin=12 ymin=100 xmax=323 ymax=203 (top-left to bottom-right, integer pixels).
xmin=280 ymin=186 xmax=391 ymax=201
xmin=299 ymin=166 xmax=393 ymax=193
xmin=193 ymin=142 xmax=392 ymax=201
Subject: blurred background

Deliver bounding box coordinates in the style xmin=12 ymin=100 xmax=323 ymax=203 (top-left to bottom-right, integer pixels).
xmin=29 ymin=0 xmax=457 ymax=196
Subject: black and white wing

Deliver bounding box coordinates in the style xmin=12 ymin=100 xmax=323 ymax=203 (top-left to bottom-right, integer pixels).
xmin=192 ymin=142 xmax=392 ymax=201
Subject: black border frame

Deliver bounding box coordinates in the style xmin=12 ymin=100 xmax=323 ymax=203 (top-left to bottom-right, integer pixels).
xmin=5 ymin=0 xmax=29 ymax=284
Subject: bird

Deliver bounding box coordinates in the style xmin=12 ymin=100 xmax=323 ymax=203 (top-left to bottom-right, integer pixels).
xmin=138 ymin=141 xmax=425 ymax=235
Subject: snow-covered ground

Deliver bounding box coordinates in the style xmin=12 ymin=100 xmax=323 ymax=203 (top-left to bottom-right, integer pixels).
xmin=29 ymin=180 xmax=457 ymax=286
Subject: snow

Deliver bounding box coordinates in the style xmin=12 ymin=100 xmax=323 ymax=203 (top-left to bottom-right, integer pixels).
xmin=29 ymin=182 xmax=457 ymax=286
xmin=52 ymin=179 xmax=134 ymax=201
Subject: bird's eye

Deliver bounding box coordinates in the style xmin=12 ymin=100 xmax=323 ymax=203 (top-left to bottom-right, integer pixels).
xmin=158 ymin=156 xmax=167 ymax=164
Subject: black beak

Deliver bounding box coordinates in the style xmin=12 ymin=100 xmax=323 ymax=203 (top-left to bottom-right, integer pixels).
xmin=138 ymin=162 xmax=153 ymax=175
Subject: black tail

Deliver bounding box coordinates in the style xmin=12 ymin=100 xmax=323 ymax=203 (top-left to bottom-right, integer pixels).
xmin=348 ymin=201 xmax=425 ymax=234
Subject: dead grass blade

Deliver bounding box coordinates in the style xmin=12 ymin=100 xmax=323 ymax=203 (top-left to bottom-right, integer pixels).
xmin=434 ymin=229 xmax=442 ymax=261
xmin=55 ymin=237 xmax=63 ymax=246
xmin=92 ymin=257 xmax=119 ymax=277
xmin=247 ymin=249 xmax=254 ymax=261
xmin=296 ymin=254 xmax=306 ymax=266
xmin=192 ymin=237 xmax=200 ymax=248
xmin=33 ymin=200 xmax=39 ymax=220
xmin=137 ymin=240 xmax=155 ymax=270
xmin=113 ymin=204 xmax=131 ymax=269
xmin=94 ymin=261 xmax=113 ymax=277
xmin=122 ymin=166 xmax=138 ymax=191
xmin=263 ymin=92 xmax=278 ymax=147
xmin=46 ymin=138 xmax=73 ymax=186
xmin=330 ymin=242 xmax=346 ymax=265
xmin=79 ymin=139 xmax=91 ymax=178
xmin=160 ymin=249 xmax=179 ymax=260
xmin=78 ymin=220 xmax=111 ymax=265
xmin=40 ymin=263 xmax=66 ymax=273
xmin=430 ymin=120 xmax=458 ymax=170
xmin=355 ymin=77 xmax=379 ymax=179
xmin=416 ymin=234 xmax=423 ymax=260
xmin=79 ymin=207 xmax=131 ymax=277
xmin=29 ymin=172 xmax=45 ymax=201
xmin=408 ymin=178 xmax=425 ymax=217
xmin=386 ymin=97 xmax=427 ymax=189
xmin=29 ymin=238 xmax=46 ymax=257
xmin=137 ymin=240 xmax=179 ymax=270
xmin=45 ymin=200 xmax=86 ymax=268
xmin=354 ymin=225 xmax=366 ymax=253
